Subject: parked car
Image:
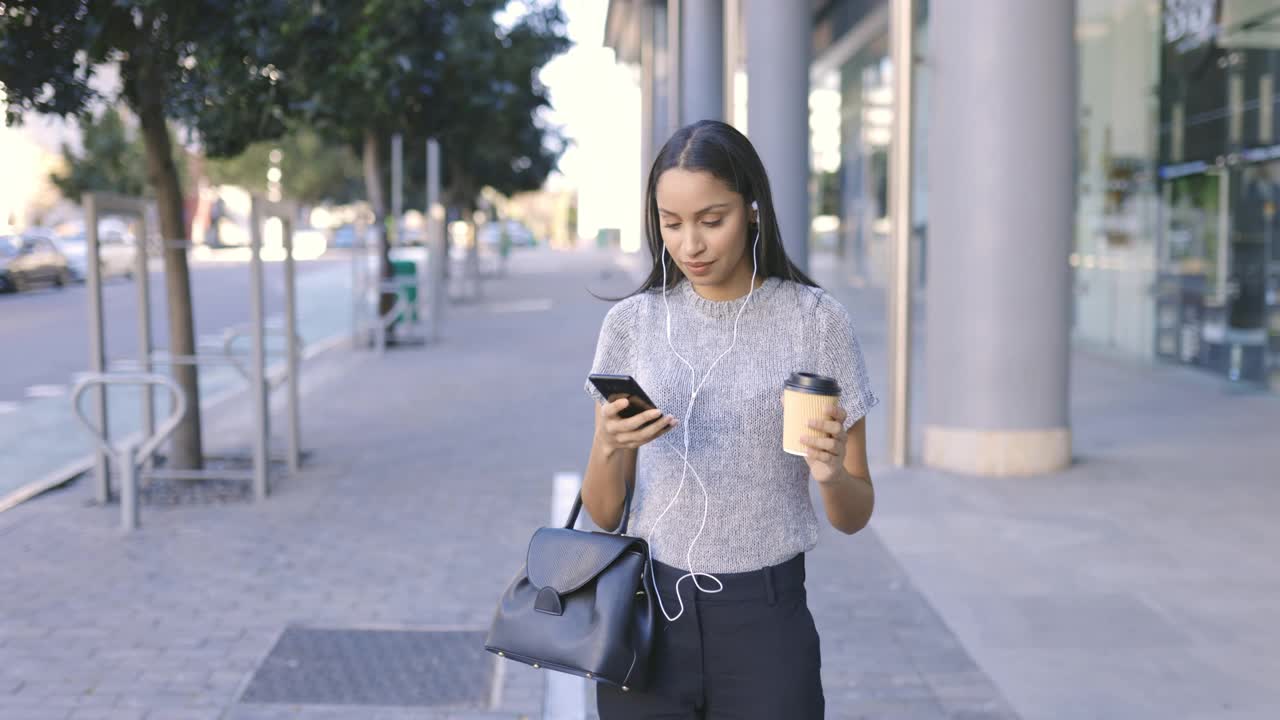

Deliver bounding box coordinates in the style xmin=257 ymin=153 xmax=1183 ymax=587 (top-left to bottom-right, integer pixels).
xmin=0 ymin=233 xmax=72 ymax=292
xmin=54 ymin=230 xmax=137 ymax=282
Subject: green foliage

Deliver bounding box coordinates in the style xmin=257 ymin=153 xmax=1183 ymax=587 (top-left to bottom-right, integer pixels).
xmin=1 ymin=0 xmax=572 ymax=210
xmin=205 ymin=130 xmax=363 ymax=205
xmin=276 ymin=0 xmax=571 ymax=209
xmin=815 ymin=170 xmax=841 ymax=218
xmin=49 ymin=107 xmax=148 ymax=199
xmin=435 ymin=2 xmax=572 ymax=204
xmin=47 ymin=107 xmax=193 ymax=201
xmin=0 ymin=1 xmax=292 ymax=158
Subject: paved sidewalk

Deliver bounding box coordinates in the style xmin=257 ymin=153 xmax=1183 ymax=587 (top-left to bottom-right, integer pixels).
xmin=809 ymin=252 xmax=1280 ymax=720
xmin=2 ymin=245 xmax=1275 ymax=719
xmin=0 ymin=247 xmax=1013 ymax=719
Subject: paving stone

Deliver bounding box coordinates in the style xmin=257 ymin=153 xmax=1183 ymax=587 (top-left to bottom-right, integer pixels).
xmin=0 ymin=250 xmax=1018 ymax=718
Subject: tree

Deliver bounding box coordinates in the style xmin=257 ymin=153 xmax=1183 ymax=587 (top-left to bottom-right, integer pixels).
xmin=49 ymin=106 xmax=190 ymax=202
xmin=431 ymin=3 xmax=569 ymax=291
xmin=204 ymin=130 xmax=363 ymax=206
xmin=1 ymin=1 xmax=294 ymax=471
xmin=437 ymin=3 xmax=570 ymax=212
xmin=278 ymin=0 xmax=569 ymax=317
xmin=49 ymin=107 xmax=148 ymax=200
xmin=278 ymin=0 xmax=455 ymax=328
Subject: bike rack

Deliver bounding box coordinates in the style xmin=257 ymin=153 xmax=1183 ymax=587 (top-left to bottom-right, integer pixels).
xmin=71 ymin=373 xmax=187 ymax=531
xmin=82 ymin=193 xmax=155 ymax=504
xmin=374 ymin=278 xmax=419 ymax=355
xmin=351 ymin=237 xmax=426 ymax=354
xmin=222 ymin=324 xmax=304 ymax=473
xmin=82 ymin=192 xmax=303 ymax=504
xmin=349 ymin=138 xmax=442 ymax=354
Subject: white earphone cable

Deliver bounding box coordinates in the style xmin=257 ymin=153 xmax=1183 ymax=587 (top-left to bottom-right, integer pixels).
xmin=647 ymin=201 xmax=761 ymax=622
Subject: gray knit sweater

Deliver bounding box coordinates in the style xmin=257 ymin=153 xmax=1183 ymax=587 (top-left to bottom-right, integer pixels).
xmin=585 ymin=276 xmax=878 ymax=573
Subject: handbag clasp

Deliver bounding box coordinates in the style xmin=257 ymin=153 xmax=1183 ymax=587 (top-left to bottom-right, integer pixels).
xmin=534 ymin=586 xmax=564 ymax=616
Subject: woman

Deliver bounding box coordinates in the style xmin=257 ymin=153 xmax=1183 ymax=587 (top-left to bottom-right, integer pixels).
xmin=583 ymin=120 xmax=878 ymax=718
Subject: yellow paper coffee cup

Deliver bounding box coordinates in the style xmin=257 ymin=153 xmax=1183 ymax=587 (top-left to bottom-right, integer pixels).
xmin=783 ymin=372 xmax=841 ymax=456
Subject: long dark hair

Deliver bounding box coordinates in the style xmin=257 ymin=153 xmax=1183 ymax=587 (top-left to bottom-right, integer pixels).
xmin=603 ymin=120 xmax=818 ymax=300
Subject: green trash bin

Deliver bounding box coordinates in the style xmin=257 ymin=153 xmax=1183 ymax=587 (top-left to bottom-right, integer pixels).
xmin=391 ymin=259 xmax=418 ymax=324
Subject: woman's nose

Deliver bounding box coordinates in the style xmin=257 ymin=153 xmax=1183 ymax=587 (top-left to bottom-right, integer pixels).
xmin=682 ymin=227 xmax=706 ymax=256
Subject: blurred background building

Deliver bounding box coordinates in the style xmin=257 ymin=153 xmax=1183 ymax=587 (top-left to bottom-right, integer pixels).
xmin=605 ymin=0 xmax=1280 ymax=394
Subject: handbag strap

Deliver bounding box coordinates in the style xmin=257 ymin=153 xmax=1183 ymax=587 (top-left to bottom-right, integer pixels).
xmin=564 ymin=482 xmax=634 ymax=535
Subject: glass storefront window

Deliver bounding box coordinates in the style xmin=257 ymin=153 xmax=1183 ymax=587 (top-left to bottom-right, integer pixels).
xmin=831 ymin=43 xmax=890 ymax=285
xmin=1074 ymin=0 xmax=1162 ymax=357
xmin=828 ymin=35 xmax=927 ymax=289
xmin=1157 ymin=170 xmax=1222 ymax=364
xmin=1157 ymin=0 xmax=1280 ymax=386
xmin=1162 ymin=171 xmax=1224 ymax=296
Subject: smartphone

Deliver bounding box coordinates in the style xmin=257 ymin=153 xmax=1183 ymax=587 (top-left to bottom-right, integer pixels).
xmin=588 ymin=374 xmax=658 ymax=419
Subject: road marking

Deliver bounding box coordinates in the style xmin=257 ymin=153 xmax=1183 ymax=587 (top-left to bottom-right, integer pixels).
xmin=25 ymin=385 xmax=67 ymax=399
xmin=486 ymin=298 xmax=553 ymax=314
xmin=0 ymin=401 xmax=19 ymax=415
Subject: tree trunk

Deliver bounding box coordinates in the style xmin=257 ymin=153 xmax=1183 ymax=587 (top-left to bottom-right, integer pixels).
xmin=362 ymin=130 xmax=397 ymax=332
xmin=130 ymin=54 xmax=204 ymax=471
xmin=446 ymin=167 xmax=482 ymax=300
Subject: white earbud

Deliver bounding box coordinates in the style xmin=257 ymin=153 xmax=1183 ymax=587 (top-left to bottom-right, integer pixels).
xmin=651 ymin=197 xmax=763 ymax=622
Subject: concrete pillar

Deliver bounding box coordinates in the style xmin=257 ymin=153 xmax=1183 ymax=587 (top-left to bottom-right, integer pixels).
xmin=841 ymin=69 xmax=865 ymax=280
xmin=745 ymin=0 xmax=810 ymax=271
xmin=923 ymin=0 xmax=1076 ymax=476
xmin=723 ymin=0 xmax=741 ymax=124
xmin=667 ymin=0 xmax=682 ymax=132
xmin=680 ymin=0 xmax=724 ymax=124
xmin=640 ymin=1 xmax=667 ymax=269
xmin=640 ymin=2 xmax=655 ymax=173
xmin=651 ymin=1 xmax=673 ymax=156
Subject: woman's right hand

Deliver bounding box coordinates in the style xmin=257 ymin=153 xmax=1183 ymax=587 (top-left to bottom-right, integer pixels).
xmin=596 ymin=397 xmax=678 ymax=452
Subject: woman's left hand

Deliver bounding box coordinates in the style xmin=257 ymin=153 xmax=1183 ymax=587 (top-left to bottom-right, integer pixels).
xmin=798 ymin=404 xmax=848 ymax=485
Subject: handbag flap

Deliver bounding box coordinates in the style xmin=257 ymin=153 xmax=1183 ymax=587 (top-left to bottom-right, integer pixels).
xmin=526 ymin=527 xmax=644 ymax=595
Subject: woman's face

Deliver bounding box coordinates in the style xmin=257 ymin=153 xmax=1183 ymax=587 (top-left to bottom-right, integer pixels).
xmin=655 ymin=168 xmax=755 ymax=296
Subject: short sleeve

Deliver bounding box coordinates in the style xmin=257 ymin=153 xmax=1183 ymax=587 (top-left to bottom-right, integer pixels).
xmin=815 ymin=293 xmax=879 ymax=430
xmin=584 ymin=298 xmax=639 ymax=404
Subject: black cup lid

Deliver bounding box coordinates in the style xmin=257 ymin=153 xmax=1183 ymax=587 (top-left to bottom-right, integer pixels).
xmin=785 ymin=372 xmax=840 ymax=395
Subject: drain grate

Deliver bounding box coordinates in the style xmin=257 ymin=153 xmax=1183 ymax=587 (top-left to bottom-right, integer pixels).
xmin=240 ymin=627 xmax=494 ymax=708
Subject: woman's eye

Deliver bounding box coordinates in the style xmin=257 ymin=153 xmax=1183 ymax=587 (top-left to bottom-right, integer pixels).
xmin=663 ymin=223 xmax=681 ymax=230
xmin=702 ymin=219 xmax=723 ymax=228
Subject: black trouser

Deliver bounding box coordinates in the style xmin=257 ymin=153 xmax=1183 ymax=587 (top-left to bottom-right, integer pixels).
xmin=596 ymin=553 xmax=824 ymax=719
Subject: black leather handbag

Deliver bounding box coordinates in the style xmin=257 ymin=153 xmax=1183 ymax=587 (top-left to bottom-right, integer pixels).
xmin=485 ymin=488 xmax=656 ymax=692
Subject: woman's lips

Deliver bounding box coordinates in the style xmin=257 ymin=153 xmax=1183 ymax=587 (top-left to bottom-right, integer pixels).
xmin=685 ymin=261 xmax=713 ymax=276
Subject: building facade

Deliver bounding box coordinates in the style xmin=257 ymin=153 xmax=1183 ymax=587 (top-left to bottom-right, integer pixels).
xmin=606 ymin=0 xmax=1280 ymax=394
xmin=605 ymin=0 xmax=1280 ymax=477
